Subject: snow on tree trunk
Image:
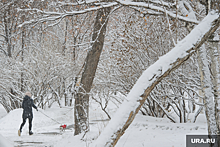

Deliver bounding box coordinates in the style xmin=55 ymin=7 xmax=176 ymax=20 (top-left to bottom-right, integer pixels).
xmin=197 ymin=44 xmax=220 ymax=136
xmin=74 ymin=7 xmax=111 ymax=135
xmin=91 ymin=13 xmax=220 ymax=147
xmin=208 ymin=32 xmax=220 ymax=126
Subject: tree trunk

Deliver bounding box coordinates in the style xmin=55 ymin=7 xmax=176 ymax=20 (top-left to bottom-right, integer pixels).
xmin=4 ymin=9 xmax=12 ymax=57
xmin=91 ymin=13 xmax=220 ymax=147
xmin=197 ymin=44 xmax=220 ymax=147
xmin=63 ymin=18 xmax=68 ymax=56
xmin=21 ymin=29 xmax=25 ymax=93
xmin=201 ymin=1 xmax=220 ymax=145
xmin=74 ymin=7 xmax=111 ymax=135
xmin=198 ymin=44 xmax=220 ymax=136
xmin=208 ymin=32 xmax=220 ymax=128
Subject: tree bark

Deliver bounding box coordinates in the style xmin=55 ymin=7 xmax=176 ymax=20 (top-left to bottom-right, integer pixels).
xmin=21 ymin=28 xmax=25 ymax=93
xmin=3 ymin=8 xmax=12 ymax=57
xmin=74 ymin=7 xmax=111 ymax=135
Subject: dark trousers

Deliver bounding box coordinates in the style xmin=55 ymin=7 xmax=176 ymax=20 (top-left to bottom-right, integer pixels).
xmin=19 ymin=117 xmax=33 ymax=132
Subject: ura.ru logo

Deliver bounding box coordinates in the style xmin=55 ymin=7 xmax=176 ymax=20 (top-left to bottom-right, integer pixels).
xmin=191 ymin=138 xmax=215 ymax=144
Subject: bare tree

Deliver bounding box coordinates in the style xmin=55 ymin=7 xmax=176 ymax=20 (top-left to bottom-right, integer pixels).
xmin=74 ymin=6 xmax=112 ymax=135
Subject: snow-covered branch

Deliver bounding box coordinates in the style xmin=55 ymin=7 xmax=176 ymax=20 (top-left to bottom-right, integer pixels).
xmin=116 ymin=0 xmax=199 ymax=24
xmin=18 ymin=2 xmax=118 ymax=28
xmin=91 ymin=12 xmax=219 ymax=147
xmin=17 ymin=0 xmax=200 ymax=28
xmin=148 ymin=0 xmax=175 ymax=8
xmin=57 ymin=0 xmax=97 ymax=6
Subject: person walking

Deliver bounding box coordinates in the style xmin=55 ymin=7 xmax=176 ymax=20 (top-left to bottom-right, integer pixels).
xmin=18 ymin=91 xmax=38 ymax=136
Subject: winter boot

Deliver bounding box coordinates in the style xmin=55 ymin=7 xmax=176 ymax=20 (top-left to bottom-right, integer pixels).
xmin=18 ymin=129 xmax=22 ymax=136
xmin=29 ymin=130 xmax=33 ymax=135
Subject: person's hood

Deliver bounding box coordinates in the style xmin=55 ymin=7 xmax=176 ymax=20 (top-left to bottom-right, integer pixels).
xmin=23 ymin=95 xmax=30 ymax=101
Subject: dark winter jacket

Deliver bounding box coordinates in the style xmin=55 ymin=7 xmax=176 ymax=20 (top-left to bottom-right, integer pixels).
xmin=22 ymin=95 xmax=37 ymax=119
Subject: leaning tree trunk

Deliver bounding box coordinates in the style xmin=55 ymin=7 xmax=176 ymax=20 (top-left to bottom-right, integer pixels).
xmin=74 ymin=7 xmax=111 ymax=135
xmin=91 ymin=13 xmax=220 ymax=147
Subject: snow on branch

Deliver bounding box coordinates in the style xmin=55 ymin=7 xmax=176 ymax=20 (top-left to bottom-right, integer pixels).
xmin=17 ymin=0 xmax=199 ymax=28
xmin=18 ymin=2 xmax=118 ymax=28
xmin=116 ymin=0 xmax=199 ymax=24
xmin=57 ymin=0 xmax=113 ymax=7
xmin=149 ymin=0 xmax=175 ymax=8
xmin=91 ymin=12 xmax=219 ymax=147
xmin=130 ymin=6 xmax=164 ymax=16
xmin=0 ymin=1 xmax=14 ymax=10
xmin=57 ymin=0 xmax=97 ymax=6
xmin=18 ymin=0 xmax=198 ymax=28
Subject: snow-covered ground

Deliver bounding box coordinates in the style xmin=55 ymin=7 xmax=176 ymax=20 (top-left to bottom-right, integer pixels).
xmin=116 ymin=114 xmax=208 ymax=147
xmin=0 ymin=103 xmax=208 ymax=147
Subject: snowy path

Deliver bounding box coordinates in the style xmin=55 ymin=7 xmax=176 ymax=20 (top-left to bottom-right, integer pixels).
xmin=14 ymin=133 xmax=61 ymax=147
xmin=0 ymin=107 xmax=74 ymax=147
